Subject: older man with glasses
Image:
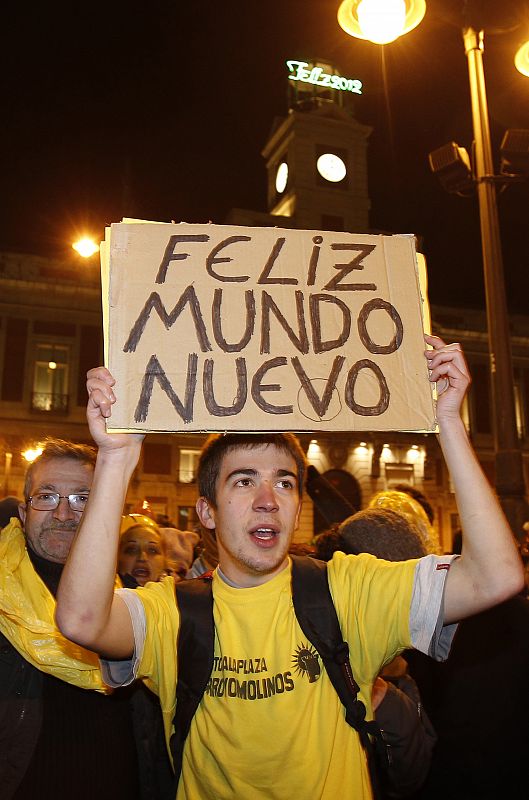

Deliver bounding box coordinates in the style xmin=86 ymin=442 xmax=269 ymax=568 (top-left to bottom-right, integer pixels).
xmin=19 ymin=444 xmax=92 ymax=565
xmin=0 ymin=438 xmax=172 ymax=800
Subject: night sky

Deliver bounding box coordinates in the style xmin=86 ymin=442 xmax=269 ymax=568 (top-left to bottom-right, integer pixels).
xmin=3 ymin=1 xmax=529 ymax=312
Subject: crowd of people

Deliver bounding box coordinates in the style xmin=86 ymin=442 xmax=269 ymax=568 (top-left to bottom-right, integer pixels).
xmin=0 ymin=336 xmax=527 ymax=799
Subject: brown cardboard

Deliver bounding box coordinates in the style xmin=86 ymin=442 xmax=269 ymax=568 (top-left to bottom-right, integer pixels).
xmin=103 ymin=221 xmax=436 ymax=433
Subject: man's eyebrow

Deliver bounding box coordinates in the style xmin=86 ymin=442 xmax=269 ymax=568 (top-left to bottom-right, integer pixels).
xmin=276 ymin=469 xmax=297 ymax=480
xmin=223 ymin=468 xmax=297 ymax=483
xmin=33 ymin=484 xmax=91 ymax=493
xmin=224 ymin=468 xmax=258 ymax=483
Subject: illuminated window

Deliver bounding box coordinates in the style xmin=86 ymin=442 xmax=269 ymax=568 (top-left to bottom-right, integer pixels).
xmin=514 ymin=381 xmax=524 ymax=440
xmin=32 ymin=344 xmax=69 ymax=412
xmin=179 ymin=449 xmax=200 ymax=483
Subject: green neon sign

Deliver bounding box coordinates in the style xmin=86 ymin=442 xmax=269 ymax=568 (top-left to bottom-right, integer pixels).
xmin=286 ymin=60 xmax=363 ymax=95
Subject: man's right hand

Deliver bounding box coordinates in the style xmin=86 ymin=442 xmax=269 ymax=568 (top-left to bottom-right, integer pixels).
xmin=86 ymin=367 xmax=145 ymax=454
xmin=55 ymin=366 xmax=141 ymax=659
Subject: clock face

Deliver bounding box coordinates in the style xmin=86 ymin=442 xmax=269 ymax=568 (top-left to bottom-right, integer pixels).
xmin=275 ymin=161 xmax=289 ymax=193
xmin=316 ymin=153 xmax=347 ymax=183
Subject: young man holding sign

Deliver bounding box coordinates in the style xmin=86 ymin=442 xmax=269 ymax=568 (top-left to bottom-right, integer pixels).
xmin=56 ymin=335 xmax=523 ymax=800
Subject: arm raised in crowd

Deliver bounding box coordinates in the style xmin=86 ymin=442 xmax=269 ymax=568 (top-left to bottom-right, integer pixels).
xmin=425 ymin=335 xmax=524 ymax=623
xmin=56 ymin=368 xmax=143 ymax=658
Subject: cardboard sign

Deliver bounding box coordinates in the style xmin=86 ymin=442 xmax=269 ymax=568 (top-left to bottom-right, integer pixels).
xmin=101 ymin=221 xmax=436 ymax=432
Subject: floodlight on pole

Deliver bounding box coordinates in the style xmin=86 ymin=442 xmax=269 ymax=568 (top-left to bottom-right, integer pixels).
xmin=428 ymin=142 xmax=474 ymax=196
xmin=72 ymin=238 xmax=99 ymax=258
xmin=337 ymin=0 xmax=426 ymax=44
xmin=500 ymin=129 xmax=529 ymax=176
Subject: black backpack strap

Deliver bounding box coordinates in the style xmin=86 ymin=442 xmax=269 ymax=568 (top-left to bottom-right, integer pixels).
xmin=171 ymin=574 xmax=215 ymax=782
xmin=290 ymin=555 xmax=388 ymax=800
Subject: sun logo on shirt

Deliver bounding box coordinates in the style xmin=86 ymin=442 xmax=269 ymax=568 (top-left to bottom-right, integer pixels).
xmin=292 ymin=643 xmax=321 ymax=683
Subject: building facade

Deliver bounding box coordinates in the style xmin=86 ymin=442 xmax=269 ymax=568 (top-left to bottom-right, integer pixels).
xmin=2 ymin=61 xmax=528 ymax=546
xmin=1 ymin=249 xmax=528 ymax=549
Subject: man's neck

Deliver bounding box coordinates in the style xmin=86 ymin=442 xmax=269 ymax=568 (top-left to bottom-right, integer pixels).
xmin=216 ymin=560 xmax=290 ymax=588
xmin=216 ymin=566 xmax=243 ymax=587
xmin=27 ymin=545 xmax=64 ymax=597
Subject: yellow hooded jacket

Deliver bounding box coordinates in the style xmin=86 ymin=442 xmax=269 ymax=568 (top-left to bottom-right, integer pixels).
xmin=0 ymin=518 xmax=105 ymax=691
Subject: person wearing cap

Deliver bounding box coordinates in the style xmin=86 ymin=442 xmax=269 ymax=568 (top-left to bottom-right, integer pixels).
xmin=56 ymin=336 xmax=524 ymax=800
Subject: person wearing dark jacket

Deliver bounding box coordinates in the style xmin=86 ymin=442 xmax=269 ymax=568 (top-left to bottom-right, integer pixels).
xmin=0 ymin=438 xmax=172 ymax=800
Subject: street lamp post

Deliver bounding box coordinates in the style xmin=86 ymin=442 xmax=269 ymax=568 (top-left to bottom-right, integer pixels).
xmin=463 ymin=26 xmax=528 ymax=534
xmin=338 ymin=1 xmax=529 ymax=535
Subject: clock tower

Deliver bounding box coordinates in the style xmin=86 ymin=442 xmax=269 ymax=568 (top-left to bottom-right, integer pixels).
xmin=261 ymin=58 xmax=372 ymax=233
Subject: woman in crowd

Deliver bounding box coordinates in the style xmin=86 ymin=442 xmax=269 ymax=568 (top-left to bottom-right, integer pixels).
xmin=118 ymin=515 xmax=166 ymax=586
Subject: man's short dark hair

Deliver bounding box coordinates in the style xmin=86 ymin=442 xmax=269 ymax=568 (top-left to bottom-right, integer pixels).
xmin=23 ymin=438 xmax=96 ymax=500
xmin=339 ymin=508 xmax=427 ymax=561
xmin=198 ymin=433 xmax=307 ymax=505
xmin=313 ymin=527 xmax=346 ymax=562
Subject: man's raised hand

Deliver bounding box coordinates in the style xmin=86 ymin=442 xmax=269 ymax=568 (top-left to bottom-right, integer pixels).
xmin=424 ymin=334 xmax=471 ymax=424
xmin=86 ymin=367 xmax=144 ymax=453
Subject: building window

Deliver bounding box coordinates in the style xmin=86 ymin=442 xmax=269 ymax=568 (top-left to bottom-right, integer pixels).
xmin=321 ymin=214 xmax=344 ymax=232
xmin=385 ymin=463 xmax=414 ymax=487
xmin=31 ymin=344 xmax=69 ymax=412
xmin=469 ymin=362 xmax=491 ymax=435
xmin=145 ymin=496 xmax=169 ymax=520
xmin=514 ymin=367 xmax=529 ymax=440
xmin=143 ymin=443 xmax=172 ymax=475
xmin=178 ymin=505 xmax=199 ymax=531
xmin=514 ymin=381 xmax=524 ymax=440
xmin=179 ymin=449 xmax=200 ymax=483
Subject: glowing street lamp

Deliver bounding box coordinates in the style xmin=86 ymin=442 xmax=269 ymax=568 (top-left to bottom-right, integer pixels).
xmin=338 ymin=2 xmax=529 ymax=535
xmin=515 ymin=40 xmax=529 ymax=77
xmin=72 ymin=237 xmax=100 ymax=258
xmin=337 ymin=0 xmax=425 ymax=45
xmin=22 ymin=447 xmax=43 ymax=463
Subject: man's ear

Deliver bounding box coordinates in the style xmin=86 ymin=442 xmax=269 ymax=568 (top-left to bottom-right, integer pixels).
xmin=18 ymin=502 xmax=27 ymax=525
xmin=294 ymin=499 xmax=302 ymax=532
xmin=196 ymin=497 xmax=216 ymax=530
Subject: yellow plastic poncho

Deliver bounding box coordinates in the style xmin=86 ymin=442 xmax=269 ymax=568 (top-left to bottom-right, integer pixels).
xmin=0 ymin=518 xmax=106 ymax=692
xmin=368 ymin=490 xmax=441 ymax=554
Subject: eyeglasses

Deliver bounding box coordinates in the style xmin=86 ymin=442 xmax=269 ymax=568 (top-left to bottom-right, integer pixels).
xmin=27 ymin=493 xmax=90 ymax=512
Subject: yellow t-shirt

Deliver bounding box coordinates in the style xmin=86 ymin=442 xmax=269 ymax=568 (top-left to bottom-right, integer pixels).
xmin=135 ymin=552 xmax=417 ymax=799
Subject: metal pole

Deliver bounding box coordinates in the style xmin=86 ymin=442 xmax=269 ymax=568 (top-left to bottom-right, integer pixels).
xmin=463 ymin=27 xmax=528 ymax=536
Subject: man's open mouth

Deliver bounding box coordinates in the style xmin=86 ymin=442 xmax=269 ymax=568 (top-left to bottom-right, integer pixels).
xmin=249 ymin=526 xmax=279 ymax=547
